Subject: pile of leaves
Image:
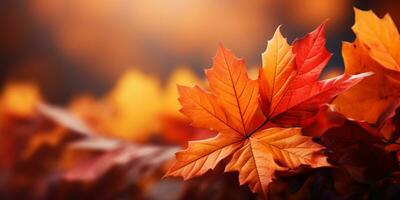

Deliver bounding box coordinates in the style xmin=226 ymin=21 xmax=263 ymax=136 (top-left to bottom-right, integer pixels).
xmin=1 ymin=7 xmax=400 ymax=200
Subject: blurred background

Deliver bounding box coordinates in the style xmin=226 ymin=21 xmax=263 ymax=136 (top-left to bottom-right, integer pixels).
xmin=0 ymin=0 xmax=399 ymax=103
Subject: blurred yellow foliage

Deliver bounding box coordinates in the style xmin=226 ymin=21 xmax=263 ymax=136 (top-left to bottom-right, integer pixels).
xmin=0 ymin=83 xmax=41 ymax=117
xmin=0 ymin=67 xmax=204 ymax=144
xmin=105 ymin=70 xmax=162 ymax=140
xmin=69 ymin=68 xmax=204 ymax=142
xmin=162 ymin=67 xmax=201 ymax=115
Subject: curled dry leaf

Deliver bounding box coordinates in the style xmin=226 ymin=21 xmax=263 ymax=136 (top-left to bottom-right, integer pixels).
xmin=64 ymin=138 xmax=178 ymax=182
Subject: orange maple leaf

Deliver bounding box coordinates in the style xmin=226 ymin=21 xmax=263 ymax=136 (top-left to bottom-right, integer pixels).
xmin=165 ymin=23 xmax=370 ymax=198
xmin=259 ymin=23 xmax=371 ymax=126
xmin=333 ymin=8 xmax=400 ymax=123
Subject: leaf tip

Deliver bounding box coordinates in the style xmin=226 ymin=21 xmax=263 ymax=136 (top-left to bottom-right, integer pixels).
xmin=176 ymin=84 xmax=188 ymax=94
xmin=161 ymin=173 xmax=171 ymax=179
xmin=217 ymin=42 xmax=226 ymax=53
xmin=271 ymin=25 xmax=285 ymax=40
xmin=316 ymin=20 xmax=328 ymax=34
xmin=353 ymin=7 xmax=368 ymax=15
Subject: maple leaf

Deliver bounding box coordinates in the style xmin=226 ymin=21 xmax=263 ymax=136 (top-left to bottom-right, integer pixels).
xmin=259 ymin=23 xmax=371 ymax=126
xmin=333 ymin=8 xmax=400 ymax=123
xmin=165 ymin=23 xmax=369 ymax=197
xmin=166 ymin=45 xmax=327 ymax=197
xmin=351 ymin=8 xmax=400 ymax=72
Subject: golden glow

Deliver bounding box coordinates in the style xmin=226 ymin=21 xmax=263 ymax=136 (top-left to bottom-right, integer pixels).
xmin=28 ymin=0 xmax=272 ymax=77
xmin=163 ymin=67 xmax=201 ymax=115
xmin=106 ymin=70 xmax=161 ymax=140
xmin=0 ymin=83 xmax=42 ymax=117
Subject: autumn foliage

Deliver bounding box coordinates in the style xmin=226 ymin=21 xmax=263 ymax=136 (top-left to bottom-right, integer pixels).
xmin=2 ymin=7 xmax=400 ymax=200
xmin=164 ymin=20 xmax=369 ymax=197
